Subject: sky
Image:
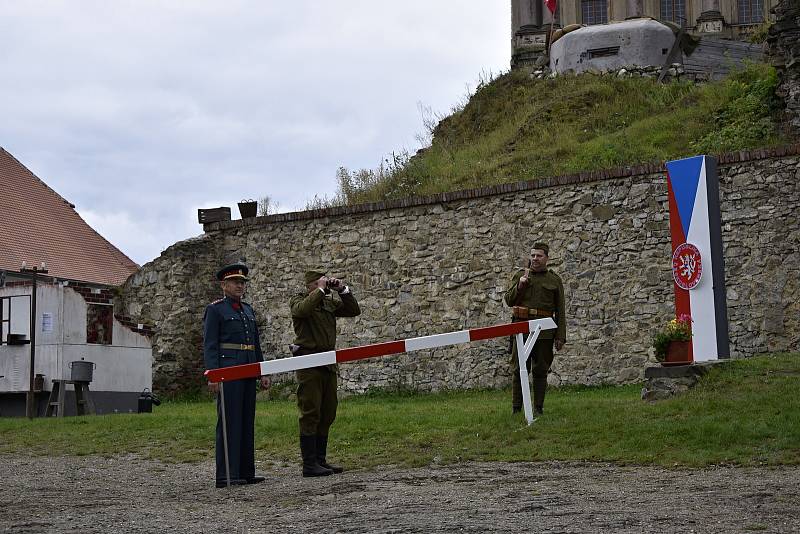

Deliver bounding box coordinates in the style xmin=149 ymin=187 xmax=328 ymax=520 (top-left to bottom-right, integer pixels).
xmin=0 ymin=1 xmax=510 ymax=266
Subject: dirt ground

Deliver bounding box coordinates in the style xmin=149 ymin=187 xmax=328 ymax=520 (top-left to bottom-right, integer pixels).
xmin=1 ymin=454 xmax=799 ymax=534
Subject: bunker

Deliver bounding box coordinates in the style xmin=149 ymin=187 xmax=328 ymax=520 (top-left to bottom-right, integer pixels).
xmin=550 ymin=18 xmax=676 ymax=75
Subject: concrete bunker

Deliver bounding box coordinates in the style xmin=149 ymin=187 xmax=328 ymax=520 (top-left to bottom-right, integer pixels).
xmin=550 ymin=19 xmax=675 ymax=74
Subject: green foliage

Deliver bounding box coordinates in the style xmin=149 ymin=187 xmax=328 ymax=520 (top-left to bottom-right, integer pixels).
xmin=1 ymin=354 xmax=798 ymax=468
xmin=748 ymin=22 xmax=773 ymax=44
xmin=319 ymin=64 xmax=785 ymax=206
xmin=691 ymin=63 xmax=781 ymax=154
xmin=652 ymin=314 xmax=693 ymax=361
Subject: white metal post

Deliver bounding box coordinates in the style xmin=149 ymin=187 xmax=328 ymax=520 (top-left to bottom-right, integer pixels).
xmin=516 ymin=322 xmax=543 ymax=425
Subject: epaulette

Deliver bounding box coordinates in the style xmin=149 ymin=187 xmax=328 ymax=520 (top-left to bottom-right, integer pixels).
xmin=209 ymin=298 xmax=224 ymax=305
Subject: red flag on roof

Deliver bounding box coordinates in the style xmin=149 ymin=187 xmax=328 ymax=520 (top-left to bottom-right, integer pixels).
xmin=545 ymin=0 xmax=557 ymax=14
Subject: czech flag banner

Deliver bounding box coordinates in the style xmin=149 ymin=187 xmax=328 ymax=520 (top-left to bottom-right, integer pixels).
xmin=665 ymin=155 xmax=730 ymax=362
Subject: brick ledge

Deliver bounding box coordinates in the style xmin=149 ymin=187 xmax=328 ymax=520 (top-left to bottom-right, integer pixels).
xmin=204 ymin=143 xmax=800 ymax=232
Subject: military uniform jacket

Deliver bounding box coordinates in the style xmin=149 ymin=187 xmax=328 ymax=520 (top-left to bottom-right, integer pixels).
xmin=203 ymin=297 xmax=264 ymax=371
xmin=290 ymin=288 xmax=361 ymax=370
xmin=504 ymin=268 xmax=566 ymax=342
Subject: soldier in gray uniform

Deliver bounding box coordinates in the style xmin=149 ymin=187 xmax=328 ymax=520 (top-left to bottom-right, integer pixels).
xmin=204 ymin=263 xmax=271 ymax=488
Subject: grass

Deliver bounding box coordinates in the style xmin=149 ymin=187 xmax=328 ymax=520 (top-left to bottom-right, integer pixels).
xmin=1 ymin=353 xmax=797 ymax=468
xmin=320 ymin=63 xmax=786 ymax=207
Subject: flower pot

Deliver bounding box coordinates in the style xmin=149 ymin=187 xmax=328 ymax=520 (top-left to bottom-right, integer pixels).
xmin=662 ymin=340 xmax=692 ymax=366
xmin=238 ymin=200 xmax=257 ymax=219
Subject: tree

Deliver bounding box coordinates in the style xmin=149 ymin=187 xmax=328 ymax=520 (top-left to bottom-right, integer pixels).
xmin=257 ymin=196 xmax=280 ymax=216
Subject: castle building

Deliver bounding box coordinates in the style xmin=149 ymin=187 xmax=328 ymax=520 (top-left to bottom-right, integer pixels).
xmin=512 ymin=0 xmax=777 ymax=66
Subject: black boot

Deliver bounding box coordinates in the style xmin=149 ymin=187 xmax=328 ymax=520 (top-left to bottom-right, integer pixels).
xmin=316 ymin=435 xmax=344 ymax=474
xmin=533 ymin=375 xmax=548 ymax=416
xmin=300 ymin=435 xmax=333 ymax=477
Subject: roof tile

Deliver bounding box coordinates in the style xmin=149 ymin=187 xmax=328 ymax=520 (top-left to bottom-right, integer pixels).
xmin=0 ymin=147 xmax=139 ymax=286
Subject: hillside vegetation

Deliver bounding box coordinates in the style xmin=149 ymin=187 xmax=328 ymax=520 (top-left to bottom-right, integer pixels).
xmin=317 ymin=63 xmax=785 ymax=208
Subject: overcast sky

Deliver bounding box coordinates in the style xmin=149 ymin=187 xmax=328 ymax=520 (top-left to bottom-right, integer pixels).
xmin=0 ymin=1 xmax=510 ymax=266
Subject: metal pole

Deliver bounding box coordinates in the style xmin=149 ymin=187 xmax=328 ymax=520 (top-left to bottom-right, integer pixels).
xmin=25 ymin=270 xmax=38 ymax=419
xmin=219 ymin=381 xmax=231 ymax=488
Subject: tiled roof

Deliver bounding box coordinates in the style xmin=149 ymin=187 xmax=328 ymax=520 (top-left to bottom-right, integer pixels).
xmin=0 ymin=147 xmax=139 ymax=286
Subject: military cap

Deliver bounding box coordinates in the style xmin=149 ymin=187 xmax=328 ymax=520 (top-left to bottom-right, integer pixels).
xmin=304 ymin=268 xmax=326 ymax=285
xmin=217 ymin=263 xmax=249 ymax=281
xmin=532 ymin=242 xmax=550 ymax=256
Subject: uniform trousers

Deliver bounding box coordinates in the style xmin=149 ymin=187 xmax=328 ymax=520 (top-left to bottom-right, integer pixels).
xmin=216 ymin=378 xmax=257 ymax=482
xmin=511 ymin=334 xmax=555 ymax=410
xmin=296 ymin=366 xmax=338 ymax=437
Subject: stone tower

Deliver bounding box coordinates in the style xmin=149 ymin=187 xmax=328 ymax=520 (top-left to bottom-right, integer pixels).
xmin=511 ymin=0 xmax=558 ymax=67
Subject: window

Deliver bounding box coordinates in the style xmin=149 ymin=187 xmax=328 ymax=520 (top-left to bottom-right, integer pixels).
xmin=87 ymin=304 xmax=113 ymax=345
xmin=661 ymin=0 xmax=687 ymax=26
xmin=582 ymin=0 xmax=608 ymax=25
xmin=586 ymin=46 xmax=621 ymax=59
xmin=738 ymin=0 xmax=764 ymax=24
xmin=0 ymin=297 xmax=8 ymax=343
xmin=0 ymin=295 xmax=31 ymax=345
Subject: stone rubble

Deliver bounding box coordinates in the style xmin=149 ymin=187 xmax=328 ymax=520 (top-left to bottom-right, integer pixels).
xmin=529 ymin=63 xmax=687 ymax=81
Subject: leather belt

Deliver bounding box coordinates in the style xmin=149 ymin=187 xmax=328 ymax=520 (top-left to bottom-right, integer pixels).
xmin=220 ymin=343 xmax=255 ymax=351
xmin=291 ymin=346 xmax=330 ymax=357
xmin=512 ymin=306 xmax=553 ymax=320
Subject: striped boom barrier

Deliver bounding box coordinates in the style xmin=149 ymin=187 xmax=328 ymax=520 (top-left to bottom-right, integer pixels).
xmin=205 ymin=318 xmax=556 ymax=424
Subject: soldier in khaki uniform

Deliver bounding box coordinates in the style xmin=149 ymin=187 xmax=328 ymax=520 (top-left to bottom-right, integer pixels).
xmin=504 ymin=243 xmax=566 ymax=416
xmin=290 ymin=269 xmax=361 ymax=477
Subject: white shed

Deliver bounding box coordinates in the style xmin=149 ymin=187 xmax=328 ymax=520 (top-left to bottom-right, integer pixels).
xmin=0 ymin=273 xmax=152 ymax=416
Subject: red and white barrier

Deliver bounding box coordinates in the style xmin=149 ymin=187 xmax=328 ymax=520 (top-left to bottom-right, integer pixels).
xmin=205 ymin=317 xmax=557 ymax=425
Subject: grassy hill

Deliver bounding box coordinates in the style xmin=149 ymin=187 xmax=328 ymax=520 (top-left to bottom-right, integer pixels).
xmin=318 ymin=62 xmax=786 ymax=208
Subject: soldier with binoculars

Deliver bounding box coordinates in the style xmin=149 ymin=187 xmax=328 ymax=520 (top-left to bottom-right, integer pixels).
xmin=289 ymin=268 xmax=361 ymax=477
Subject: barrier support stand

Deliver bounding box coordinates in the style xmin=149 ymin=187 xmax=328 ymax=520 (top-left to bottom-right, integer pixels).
xmin=515 ymin=323 xmax=543 ymax=425
xmin=219 ymin=381 xmax=231 ymax=488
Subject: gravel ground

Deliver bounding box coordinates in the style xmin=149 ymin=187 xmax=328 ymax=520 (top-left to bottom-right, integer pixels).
xmin=1 ymin=454 xmax=799 ymax=533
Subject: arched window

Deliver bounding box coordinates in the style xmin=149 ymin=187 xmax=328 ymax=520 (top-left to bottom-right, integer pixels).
xmin=581 ymin=0 xmax=608 ymax=25
xmin=738 ymin=0 xmax=764 ymax=24
xmin=661 ymin=0 xmax=686 ymax=26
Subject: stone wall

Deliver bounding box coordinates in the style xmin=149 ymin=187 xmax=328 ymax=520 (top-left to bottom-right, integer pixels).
xmin=118 ymin=146 xmax=800 ymax=395
xmin=768 ymin=0 xmax=800 ymax=134
xmin=118 ymin=235 xmax=223 ymax=393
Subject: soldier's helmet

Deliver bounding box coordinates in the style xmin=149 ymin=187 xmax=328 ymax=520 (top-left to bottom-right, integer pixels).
xmin=216 ymin=263 xmax=249 ymax=281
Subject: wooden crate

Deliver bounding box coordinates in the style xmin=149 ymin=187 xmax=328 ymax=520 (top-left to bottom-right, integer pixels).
xmin=197 ymin=207 xmax=231 ymax=224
